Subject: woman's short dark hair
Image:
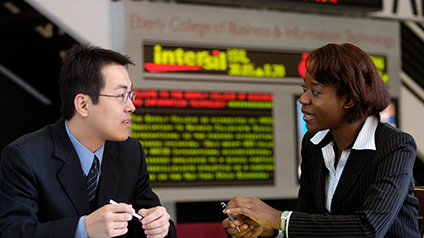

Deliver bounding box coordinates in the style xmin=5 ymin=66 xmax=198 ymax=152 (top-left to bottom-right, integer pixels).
xmin=59 ymin=44 xmax=134 ymax=120
xmin=305 ymin=43 xmax=391 ymax=123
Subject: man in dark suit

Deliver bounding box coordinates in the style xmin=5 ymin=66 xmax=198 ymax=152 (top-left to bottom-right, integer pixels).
xmin=0 ymin=44 xmax=176 ymax=238
xmin=222 ymin=43 xmax=420 ymax=237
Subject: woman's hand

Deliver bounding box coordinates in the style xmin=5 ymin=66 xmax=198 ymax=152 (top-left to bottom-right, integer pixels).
xmin=224 ymin=197 xmax=282 ymax=230
xmin=222 ymin=214 xmax=264 ymax=238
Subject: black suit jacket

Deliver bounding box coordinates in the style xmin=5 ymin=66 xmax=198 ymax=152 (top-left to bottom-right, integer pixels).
xmin=289 ymin=121 xmax=420 ymax=238
xmin=0 ymin=118 xmax=176 ymax=238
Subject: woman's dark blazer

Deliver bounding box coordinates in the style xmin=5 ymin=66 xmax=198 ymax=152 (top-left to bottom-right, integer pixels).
xmin=289 ymin=121 xmax=420 ymax=238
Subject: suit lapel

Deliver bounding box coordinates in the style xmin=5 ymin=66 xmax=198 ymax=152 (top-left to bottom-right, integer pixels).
xmin=53 ymin=119 xmax=91 ymax=216
xmin=313 ymin=153 xmax=328 ymax=213
xmin=96 ymin=142 xmax=122 ymax=207
xmin=331 ymin=149 xmax=374 ymax=212
xmin=311 ymin=133 xmax=332 ymax=214
xmin=56 ymin=155 xmax=91 ymax=215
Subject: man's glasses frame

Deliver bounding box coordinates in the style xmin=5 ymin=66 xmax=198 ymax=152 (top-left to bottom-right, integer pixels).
xmin=99 ymin=90 xmax=136 ymax=103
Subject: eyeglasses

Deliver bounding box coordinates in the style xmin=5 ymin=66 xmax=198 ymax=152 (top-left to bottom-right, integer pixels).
xmin=98 ymin=90 xmax=136 ymax=103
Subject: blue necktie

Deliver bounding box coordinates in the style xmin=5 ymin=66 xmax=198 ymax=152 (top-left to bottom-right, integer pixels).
xmin=86 ymin=156 xmax=99 ymax=203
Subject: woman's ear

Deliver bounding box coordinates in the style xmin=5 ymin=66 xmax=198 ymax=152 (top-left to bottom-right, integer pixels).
xmin=74 ymin=94 xmax=90 ymax=118
xmin=344 ymin=97 xmax=355 ymax=109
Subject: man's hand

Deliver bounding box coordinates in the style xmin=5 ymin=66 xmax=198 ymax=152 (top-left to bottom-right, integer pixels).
xmin=85 ymin=203 xmax=134 ymax=238
xmin=138 ymin=206 xmax=170 ymax=238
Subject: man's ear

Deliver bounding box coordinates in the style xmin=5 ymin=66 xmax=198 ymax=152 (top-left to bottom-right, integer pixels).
xmin=74 ymin=94 xmax=90 ymax=118
xmin=344 ymin=97 xmax=355 ymax=110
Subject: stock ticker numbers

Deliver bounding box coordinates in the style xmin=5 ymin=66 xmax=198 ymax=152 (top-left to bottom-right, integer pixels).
xmin=143 ymin=44 xmax=389 ymax=83
xmin=131 ymin=89 xmax=275 ymax=187
xmin=143 ymin=44 xmax=303 ymax=78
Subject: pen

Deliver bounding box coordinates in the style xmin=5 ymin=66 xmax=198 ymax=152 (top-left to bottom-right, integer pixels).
xmin=221 ymin=202 xmax=241 ymax=232
xmin=109 ymin=199 xmax=143 ymax=220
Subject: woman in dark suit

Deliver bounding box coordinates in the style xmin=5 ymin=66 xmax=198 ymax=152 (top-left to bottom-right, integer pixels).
xmin=222 ymin=43 xmax=421 ymax=238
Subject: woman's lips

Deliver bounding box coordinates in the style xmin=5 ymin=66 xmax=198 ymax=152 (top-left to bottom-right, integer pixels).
xmin=302 ymin=111 xmax=315 ymax=121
